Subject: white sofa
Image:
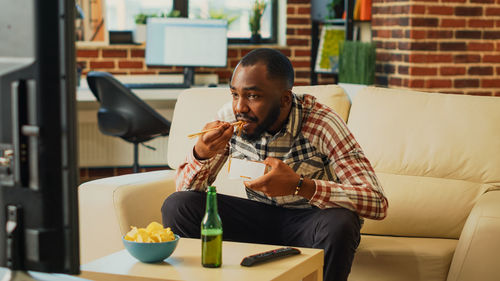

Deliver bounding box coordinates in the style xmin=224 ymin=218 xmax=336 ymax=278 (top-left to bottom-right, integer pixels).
xmin=79 ymin=85 xmax=500 ymax=281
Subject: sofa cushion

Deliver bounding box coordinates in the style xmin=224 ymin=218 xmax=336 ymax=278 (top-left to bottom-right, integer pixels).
xmin=167 ymin=85 xmax=350 ymax=191
xmin=347 ymin=87 xmax=500 ymax=238
xmin=350 ymin=235 xmax=458 ymax=281
xmin=362 ymin=173 xmax=489 ymax=238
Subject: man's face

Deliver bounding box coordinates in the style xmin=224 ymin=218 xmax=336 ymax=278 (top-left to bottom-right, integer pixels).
xmin=230 ymin=63 xmax=285 ymax=141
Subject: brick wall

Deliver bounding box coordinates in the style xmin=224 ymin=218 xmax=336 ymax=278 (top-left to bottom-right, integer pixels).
xmin=77 ymin=1 xmax=313 ymax=87
xmin=372 ymin=0 xmax=500 ymax=96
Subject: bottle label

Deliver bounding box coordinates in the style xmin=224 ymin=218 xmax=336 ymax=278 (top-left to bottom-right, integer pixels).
xmin=201 ymin=228 xmax=222 ymax=236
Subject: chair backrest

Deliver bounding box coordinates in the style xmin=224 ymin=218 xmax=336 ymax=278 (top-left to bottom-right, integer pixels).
xmin=167 ymin=85 xmax=349 ymax=197
xmin=347 ymin=87 xmax=500 ymax=238
xmin=87 ymin=72 xmax=171 ymax=143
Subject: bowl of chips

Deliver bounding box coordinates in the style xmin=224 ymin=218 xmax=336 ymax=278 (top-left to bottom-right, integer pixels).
xmin=122 ymin=221 xmax=180 ymax=263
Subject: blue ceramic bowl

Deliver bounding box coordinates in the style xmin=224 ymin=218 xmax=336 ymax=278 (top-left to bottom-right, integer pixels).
xmin=122 ymin=234 xmax=180 ymax=263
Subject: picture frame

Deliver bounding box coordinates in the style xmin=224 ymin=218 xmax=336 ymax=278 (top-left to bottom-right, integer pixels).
xmin=314 ymin=25 xmax=345 ymax=73
xmin=76 ymin=0 xmax=109 ymax=46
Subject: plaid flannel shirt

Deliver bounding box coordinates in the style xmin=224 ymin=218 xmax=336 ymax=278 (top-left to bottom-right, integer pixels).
xmin=176 ymin=93 xmax=388 ymax=219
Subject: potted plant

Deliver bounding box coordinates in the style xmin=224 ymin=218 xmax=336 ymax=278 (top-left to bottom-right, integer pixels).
xmin=133 ymin=12 xmax=157 ymax=43
xmin=133 ymin=10 xmax=180 ymax=43
xmin=249 ymin=0 xmax=267 ymax=43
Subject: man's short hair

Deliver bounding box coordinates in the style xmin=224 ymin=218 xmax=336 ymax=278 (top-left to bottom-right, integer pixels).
xmin=238 ymin=48 xmax=294 ymax=89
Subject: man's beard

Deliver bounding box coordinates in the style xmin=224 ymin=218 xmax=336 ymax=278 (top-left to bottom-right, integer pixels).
xmin=237 ymin=102 xmax=281 ymax=142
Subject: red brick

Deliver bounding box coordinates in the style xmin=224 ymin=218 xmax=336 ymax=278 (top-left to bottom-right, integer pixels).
xmin=102 ymin=49 xmax=127 ymax=58
xmin=455 ymin=6 xmax=483 ymax=16
xmin=410 ymin=54 xmax=453 ymax=63
xmin=389 ymin=77 xmax=402 ymax=87
xmin=486 ymin=7 xmax=500 ymax=16
xmin=298 ymin=7 xmax=311 ymax=14
xmin=471 ymin=0 xmax=495 ymax=3
xmin=454 ymin=54 xmax=481 ymax=63
xmin=428 ymin=6 xmax=454 ymax=15
xmin=227 ymin=49 xmax=238 ymax=58
xmin=411 ymin=5 xmax=426 ymax=14
xmin=287 ymin=7 xmax=295 ymax=15
xmin=454 ymin=79 xmax=480 ymax=88
xmin=467 ymin=91 xmax=492 ymax=96
xmin=297 ymin=28 xmax=311 ymax=36
xmin=426 ymin=79 xmax=452 ymax=88
xmin=497 ymin=66 xmax=500 ymax=74
xmin=411 ymin=18 xmax=439 ymax=27
xmin=439 ymin=42 xmax=467 ymax=51
xmin=427 ymin=30 xmax=453 ymax=39
xmin=468 ymin=19 xmax=495 ymax=28
xmin=410 ymin=30 xmax=426 ymax=39
xmin=441 ymin=19 xmax=466 ymax=28
xmin=295 ymin=71 xmax=309 ymax=79
xmin=484 ymin=55 xmax=500 ymax=63
xmin=118 ymin=61 xmax=143 ymax=69
xmin=131 ymin=49 xmax=145 ymax=58
xmin=292 ymin=60 xmax=310 ymax=68
xmin=287 ymin=17 xmax=310 ymax=25
xmin=286 ymin=38 xmax=309 ymax=46
xmin=374 ymin=29 xmax=391 ymax=38
xmin=469 ymin=67 xmax=493 ymax=75
xmin=481 ymin=79 xmax=500 ymax=88
xmin=287 ymin=28 xmax=295 ymax=35
xmin=442 ymin=0 xmax=466 ymax=2
xmin=456 ymin=30 xmax=482 ymax=39
xmin=468 ymin=42 xmax=495 ymax=51
xmin=89 ymin=61 xmax=115 ymax=69
xmin=440 ymin=67 xmax=466 ymax=76
xmin=484 ymin=31 xmax=500 ymax=39
xmin=294 ymin=50 xmax=311 ymax=57
xmin=410 ymin=67 xmax=437 ymax=76
xmin=77 ymin=49 xmax=99 ymax=58
xmin=409 ymin=79 xmax=425 ymax=88
xmin=398 ymin=65 xmax=409 ymax=75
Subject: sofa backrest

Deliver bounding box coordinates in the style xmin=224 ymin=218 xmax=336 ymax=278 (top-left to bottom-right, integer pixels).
xmin=167 ymin=85 xmax=350 ymax=197
xmin=347 ymin=87 xmax=500 ymax=239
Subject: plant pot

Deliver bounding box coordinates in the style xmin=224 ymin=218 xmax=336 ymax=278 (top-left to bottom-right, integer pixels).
xmin=134 ymin=24 xmax=147 ymax=43
xmin=250 ymin=33 xmax=261 ymax=44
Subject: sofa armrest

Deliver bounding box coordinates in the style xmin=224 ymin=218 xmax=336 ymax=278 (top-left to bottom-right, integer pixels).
xmin=78 ymin=170 xmax=176 ymax=264
xmin=447 ymin=190 xmax=500 ymax=281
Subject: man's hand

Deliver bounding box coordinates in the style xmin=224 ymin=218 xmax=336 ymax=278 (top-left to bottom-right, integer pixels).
xmin=243 ymin=157 xmax=300 ymax=197
xmin=193 ymin=121 xmax=233 ymax=160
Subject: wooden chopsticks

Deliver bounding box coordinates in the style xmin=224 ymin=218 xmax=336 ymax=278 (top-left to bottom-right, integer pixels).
xmin=187 ymin=121 xmax=245 ymax=139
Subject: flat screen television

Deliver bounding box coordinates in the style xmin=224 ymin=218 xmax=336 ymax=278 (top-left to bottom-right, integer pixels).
xmin=144 ymin=18 xmax=228 ymax=88
xmin=0 ymin=0 xmax=80 ymax=277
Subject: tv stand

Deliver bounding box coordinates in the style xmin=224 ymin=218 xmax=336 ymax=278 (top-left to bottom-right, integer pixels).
xmin=124 ymin=67 xmax=195 ymax=89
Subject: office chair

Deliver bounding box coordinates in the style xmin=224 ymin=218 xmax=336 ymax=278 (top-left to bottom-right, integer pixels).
xmin=86 ymin=71 xmax=171 ymax=173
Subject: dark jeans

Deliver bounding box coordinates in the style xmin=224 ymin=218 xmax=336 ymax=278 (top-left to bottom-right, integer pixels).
xmin=162 ymin=191 xmax=361 ymax=281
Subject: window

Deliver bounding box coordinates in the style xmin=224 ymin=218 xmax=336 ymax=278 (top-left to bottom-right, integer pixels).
xmin=106 ymin=0 xmax=173 ymax=30
xmin=105 ymin=0 xmax=277 ymax=44
xmin=188 ymin=0 xmax=277 ymax=43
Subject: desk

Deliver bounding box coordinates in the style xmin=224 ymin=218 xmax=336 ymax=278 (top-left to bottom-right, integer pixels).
xmin=80 ymin=238 xmax=323 ymax=281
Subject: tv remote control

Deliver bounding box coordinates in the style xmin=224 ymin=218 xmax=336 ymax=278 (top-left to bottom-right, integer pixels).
xmin=240 ymin=247 xmax=301 ymax=267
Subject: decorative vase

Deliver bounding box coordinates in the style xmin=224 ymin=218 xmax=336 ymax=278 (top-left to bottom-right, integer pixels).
xmin=250 ymin=33 xmax=261 ymax=44
xmin=134 ymin=24 xmax=147 ymax=43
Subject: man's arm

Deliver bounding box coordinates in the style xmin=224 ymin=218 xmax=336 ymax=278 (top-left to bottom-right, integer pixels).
xmin=175 ymin=121 xmax=233 ymax=191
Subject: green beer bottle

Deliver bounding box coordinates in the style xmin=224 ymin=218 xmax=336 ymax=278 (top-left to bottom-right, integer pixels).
xmin=201 ymin=186 xmax=222 ymax=268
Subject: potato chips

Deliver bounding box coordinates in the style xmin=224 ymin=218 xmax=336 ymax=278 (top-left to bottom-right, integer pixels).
xmin=124 ymin=221 xmax=176 ymax=243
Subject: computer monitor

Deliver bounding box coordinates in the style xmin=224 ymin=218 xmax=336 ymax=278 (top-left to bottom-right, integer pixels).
xmin=0 ymin=0 xmax=79 ymax=277
xmin=145 ymin=18 xmax=228 ymax=88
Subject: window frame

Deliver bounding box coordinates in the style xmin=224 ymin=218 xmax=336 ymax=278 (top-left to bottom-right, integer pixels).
xmin=174 ymin=0 xmax=278 ymax=45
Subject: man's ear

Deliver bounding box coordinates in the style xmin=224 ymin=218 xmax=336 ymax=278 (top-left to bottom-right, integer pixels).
xmin=280 ymin=90 xmax=293 ymax=108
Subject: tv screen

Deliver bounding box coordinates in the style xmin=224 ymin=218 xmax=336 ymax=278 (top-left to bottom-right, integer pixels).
xmin=0 ymin=0 xmax=79 ymax=275
xmin=145 ymin=18 xmax=228 ymax=68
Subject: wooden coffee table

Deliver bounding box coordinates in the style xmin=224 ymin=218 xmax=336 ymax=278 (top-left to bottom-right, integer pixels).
xmin=80 ymin=238 xmax=324 ymax=281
